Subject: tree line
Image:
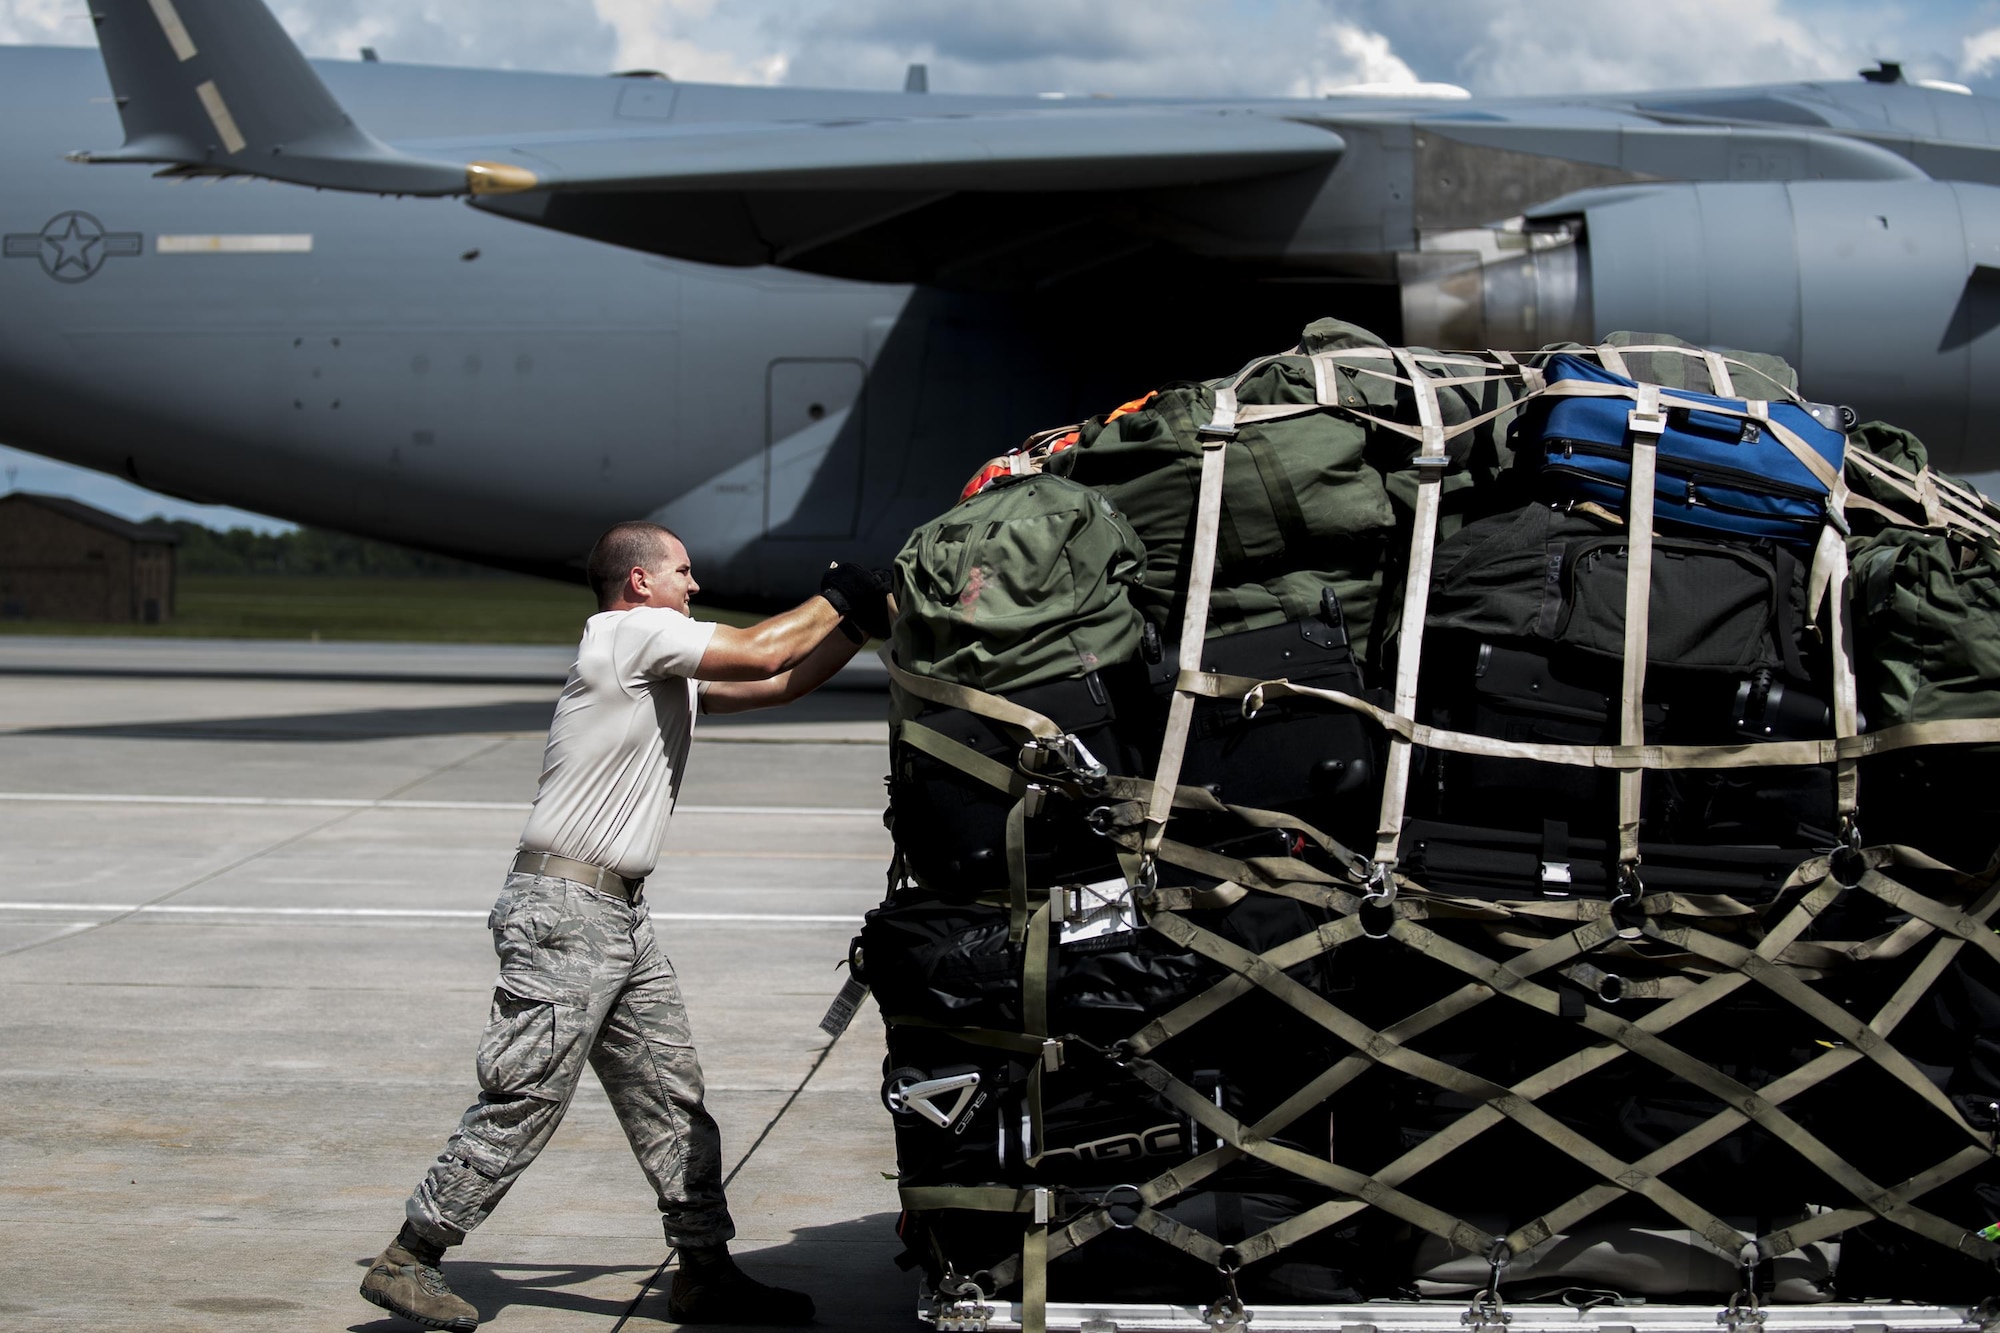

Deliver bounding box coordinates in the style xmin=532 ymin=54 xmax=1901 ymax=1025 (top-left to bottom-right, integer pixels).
xmin=148 ymin=520 xmax=521 ymax=579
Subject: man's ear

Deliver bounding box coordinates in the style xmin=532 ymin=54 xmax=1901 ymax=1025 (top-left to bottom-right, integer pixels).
xmin=625 ymin=565 xmax=651 ymax=601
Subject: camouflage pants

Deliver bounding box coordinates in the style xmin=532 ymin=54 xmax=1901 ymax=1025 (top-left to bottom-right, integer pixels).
xmin=405 ymin=871 xmax=735 ymax=1250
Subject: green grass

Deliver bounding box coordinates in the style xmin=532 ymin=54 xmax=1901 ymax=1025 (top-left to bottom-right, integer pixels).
xmin=0 ymin=575 xmax=761 ymax=644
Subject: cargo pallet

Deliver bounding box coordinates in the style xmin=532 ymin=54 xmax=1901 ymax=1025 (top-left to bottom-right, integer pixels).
xmin=884 ymin=343 xmax=2000 ymax=1333
xmin=916 ymin=1295 xmax=1988 ymax=1333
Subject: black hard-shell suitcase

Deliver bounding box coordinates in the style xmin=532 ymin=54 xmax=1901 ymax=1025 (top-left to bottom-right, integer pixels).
xmin=1399 ymin=818 xmax=1812 ymax=905
xmin=889 ymin=666 xmax=1146 ymax=897
xmin=1149 ymin=594 xmax=1382 ymax=846
xmin=1416 ymin=636 xmax=1839 ymax=849
xmin=881 ymin=1024 xmax=1261 ymax=1188
xmin=861 ymin=889 xmax=1343 ymax=1051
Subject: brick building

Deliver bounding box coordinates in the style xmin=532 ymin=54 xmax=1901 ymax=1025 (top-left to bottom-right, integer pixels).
xmin=0 ymin=493 xmax=178 ymax=623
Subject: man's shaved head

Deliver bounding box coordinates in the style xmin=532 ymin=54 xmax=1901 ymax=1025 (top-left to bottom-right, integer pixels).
xmin=586 ymin=522 xmax=681 ymax=609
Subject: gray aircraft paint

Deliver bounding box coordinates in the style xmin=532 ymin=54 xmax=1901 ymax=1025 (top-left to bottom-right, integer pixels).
xmin=10 ymin=13 xmax=2000 ymax=601
xmin=0 ymin=49 xmax=934 ymax=599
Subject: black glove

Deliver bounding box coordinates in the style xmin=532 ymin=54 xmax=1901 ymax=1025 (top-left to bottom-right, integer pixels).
xmin=819 ymin=562 xmax=893 ymax=642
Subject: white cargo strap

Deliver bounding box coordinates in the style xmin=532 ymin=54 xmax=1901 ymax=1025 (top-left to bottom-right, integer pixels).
xmin=1372 ymin=349 xmax=1450 ymax=874
xmin=878 ymin=649 xmax=1066 ymax=741
xmin=1205 ymin=385 xmax=1240 ymax=438
xmin=1619 ymin=387 xmax=1663 ymax=870
xmin=1701 ymin=349 xmax=1735 ymax=397
xmin=1844 ymin=449 xmax=2000 ymax=544
xmin=1594 ymin=343 xmax=1631 ymax=379
xmin=1826 ymin=529 xmax=1863 ymax=825
xmin=1142 ymin=434 xmax=1229 ymax=860
xmin=1199 ymin=667 xmax=2000 ymax=770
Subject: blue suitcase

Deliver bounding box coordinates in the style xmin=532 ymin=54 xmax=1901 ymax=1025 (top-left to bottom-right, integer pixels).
xmin=1526 ymin=353 xmax=1848 ymax=543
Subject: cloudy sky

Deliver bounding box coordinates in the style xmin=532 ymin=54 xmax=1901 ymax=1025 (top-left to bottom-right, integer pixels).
xmin=7 ymin=0 xmax=2000 ymax=524
xmin=9 ymin=0 xmax=2000 ymax=99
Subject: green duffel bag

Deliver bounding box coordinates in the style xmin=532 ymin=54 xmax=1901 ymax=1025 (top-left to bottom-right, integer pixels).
xmin=890 ymin=473 xmax=1147 ymax=693
xmin=1047 ymin=318 xmax=1529 ymax=660
xmin=1847 ymin=425 xmax=2000 ymax=727
xmin=1206 ymin=555 xmax=1384 ymax=649
xmin=1536 ymin=329 xmax=1801 ymax=401
xmin=1842 ymin=422 xmax=2000 ymax=869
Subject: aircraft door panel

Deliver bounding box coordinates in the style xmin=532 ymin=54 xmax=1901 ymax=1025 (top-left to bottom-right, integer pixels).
xmin=765 ymin=358 xmax=865 ymax=540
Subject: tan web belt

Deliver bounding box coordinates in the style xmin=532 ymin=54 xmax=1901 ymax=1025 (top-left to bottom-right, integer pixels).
xmin=511 ymin=849 xmax=644 ymax=900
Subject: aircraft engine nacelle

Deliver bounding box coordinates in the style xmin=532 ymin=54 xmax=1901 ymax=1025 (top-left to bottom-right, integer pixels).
xmin=1399 ymin=181 xmax=2000 ymax=470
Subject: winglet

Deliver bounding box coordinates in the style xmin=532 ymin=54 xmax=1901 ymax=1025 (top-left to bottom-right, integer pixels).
xmin=77 ymin=0 xmax=486 ymax=196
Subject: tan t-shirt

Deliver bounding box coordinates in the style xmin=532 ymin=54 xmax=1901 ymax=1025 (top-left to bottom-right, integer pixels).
xmin=516 ymin=606 xmax=718 ymax=881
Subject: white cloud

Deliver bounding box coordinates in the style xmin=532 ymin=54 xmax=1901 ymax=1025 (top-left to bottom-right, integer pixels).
xmin=592 ymin=0 xmax=787 ymax=82
xmin=774 ymin=0 xmax=1407 ymax=98
xmin=1287 ymin=19 xmax=1429 ymax=98
xmin=1329 ymin=22 xmax=1420 ymax=86
xmin=266 ymin=0 xmax=616 ymax=72
xmin=6 ymin=0 xmax=1997 ymax=99
xmin=1962 ymin=25 xmax=2000 ymax=77
xmin=0 ymin=0 xmax=93 ymax=46
xmin=1357 ymin=0 xmax=1855 ymax=97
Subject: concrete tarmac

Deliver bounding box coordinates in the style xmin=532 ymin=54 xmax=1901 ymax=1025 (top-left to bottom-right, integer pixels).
xmin=0 ymin=638 xmax=911 ymax=1332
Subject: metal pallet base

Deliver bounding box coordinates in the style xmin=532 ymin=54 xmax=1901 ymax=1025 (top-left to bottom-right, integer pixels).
xmin=917 ymin=1297 xmax=1990 ymax=1333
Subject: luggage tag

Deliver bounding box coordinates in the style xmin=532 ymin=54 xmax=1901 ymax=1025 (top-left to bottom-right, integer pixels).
xmin=819 ymin=938 xmax=870 ymax=1038
xmin=818 ymin=974 xmax=869 ymax=1037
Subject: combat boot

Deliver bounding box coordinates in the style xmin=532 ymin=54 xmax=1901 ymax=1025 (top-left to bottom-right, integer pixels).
xmin=667 ymin=1245 xmax=814 ymax=1325
xmin=360 ymin=1224 xmax=479 ymax=1331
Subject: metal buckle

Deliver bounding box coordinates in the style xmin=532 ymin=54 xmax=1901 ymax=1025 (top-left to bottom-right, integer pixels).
xmin=1019 ymin=733 xmax=1109 ymax=786
xmin=1610 ymin=864 xmax=1646 ymax=940
xmin=1717 ymin=1289 xmax=1766 ymax=1333
xmin=1831 ymin=816 xmax=1867 ymax=887
xmin=1628 ymin=406 xmax=1667 ymax=436
xmin=1462 ymin=1242 xmax=1512 ymax=1331
xmin=1361 ymin=863 xmax=1398 ymax=940
xmin=1539 ymin=860 xmax=1573 ymax=887
xmin=1201 ymin=1248 xmax=1250 ymax=1333
xmin=1058 ymin=733 xmax=1110 ymax=782
xmin=1101 ymin=1183 xmax=1144 ymax=1230
xmin=929 ymin=1272 xmax=994 ymax=1333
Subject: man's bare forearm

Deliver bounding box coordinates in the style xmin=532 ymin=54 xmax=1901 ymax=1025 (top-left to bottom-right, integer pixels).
xmin=694 ymin=597 xmax=842 ymax=681
xmin=780 ymin=628 xmax=862 ymax=700
xmin=703 ymin=627 xmax=861 ymax=714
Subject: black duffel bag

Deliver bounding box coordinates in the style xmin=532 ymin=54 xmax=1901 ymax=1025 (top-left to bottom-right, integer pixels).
xmin=888 ymin=664 xmax=1150 ymax=898
xmin=862 ymin=889 xmax=1340 ymax=1047
xmin=1146 ymin=590 xmax=1384 ymax=848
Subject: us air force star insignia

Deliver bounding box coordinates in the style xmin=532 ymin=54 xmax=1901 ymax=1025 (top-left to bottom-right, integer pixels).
xmin=2 ymin=212 xmax=145 ymax=283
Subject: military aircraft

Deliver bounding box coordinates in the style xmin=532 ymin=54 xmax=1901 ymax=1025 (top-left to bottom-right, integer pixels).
xmin=5 ymin=0 xmax=2000 ymax=602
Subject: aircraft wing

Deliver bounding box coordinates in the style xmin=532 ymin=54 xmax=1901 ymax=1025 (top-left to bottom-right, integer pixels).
xmin=77 ymin=0 xmax=1339 ymax=198
xmin=399 ymin=111 xmax=1343 ymax=197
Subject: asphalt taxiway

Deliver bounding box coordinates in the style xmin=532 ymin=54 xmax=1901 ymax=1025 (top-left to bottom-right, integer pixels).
xmin=0 ymin=637 xmax=907 ymax=1331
